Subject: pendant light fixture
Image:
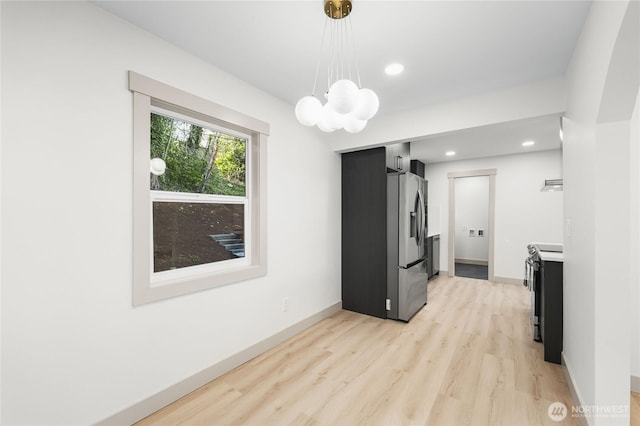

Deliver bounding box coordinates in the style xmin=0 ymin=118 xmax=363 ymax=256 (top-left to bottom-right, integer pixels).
xmin=295 ymin=0 xmax=379 ymax=133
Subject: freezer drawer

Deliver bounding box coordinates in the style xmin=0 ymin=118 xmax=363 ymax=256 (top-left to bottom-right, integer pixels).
xmin=387 ymin=259 xmax=428 ymax=322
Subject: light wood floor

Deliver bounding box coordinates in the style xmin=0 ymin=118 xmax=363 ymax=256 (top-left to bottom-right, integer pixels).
xmin=137 ymin=276 xmax=631 ymax=425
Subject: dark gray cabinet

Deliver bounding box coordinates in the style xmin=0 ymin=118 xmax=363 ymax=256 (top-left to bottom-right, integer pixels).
xmin=540 ymin=259 xmax=563 ymax=364
xmin=432 ymin=235 xmax=440 ymax=276
xmin=342 ymin=147 xmax=388 ymax=318
xmin=426 ymin=234 xmax=440 ymax=279
xmin=426 ymin=236 xmax=433 ymax=278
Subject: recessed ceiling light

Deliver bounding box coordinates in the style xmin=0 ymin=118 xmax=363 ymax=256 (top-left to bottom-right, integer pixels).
xmin=385 ymin=63 xmax=404 ymax=76
xmin=445 ymin=151 xmax=456 ymax=156
xmin=522 ymin=140 xmax=535 ymax=147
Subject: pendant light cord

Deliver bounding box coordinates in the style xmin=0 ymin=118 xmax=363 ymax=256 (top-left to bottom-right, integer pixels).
xmin=311 ymin=17 xmax=330 ymax=97
xmin=327 ymin=19 xmax=336 ymax=93
xmin=348 ymin=16 xmax=362 ymax=88
xmin=325 ymin=15 xmax=354 ymax=91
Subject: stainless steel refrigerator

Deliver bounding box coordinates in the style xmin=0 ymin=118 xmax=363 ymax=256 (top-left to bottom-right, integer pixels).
xmin=386 ymin=172 xmax=428 ymax=321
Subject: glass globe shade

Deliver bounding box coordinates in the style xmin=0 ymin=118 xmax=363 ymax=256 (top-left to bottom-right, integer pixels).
xmin=295 ymin=96 xmax=322 ymax=126
xmin=321 ymin=103 xmax=347 ymax=130
xmin=327 ymin=79 xmax=360 ymax=114
xmin=150 ymin=158 xmax=166 ymax=176
xmin=317 ymin=120 xmax=337 ymax=133
xmin=344 ymin=116 xmax=367 ymax=134
xmin=352 ymin=88 xmax=379 ymax=121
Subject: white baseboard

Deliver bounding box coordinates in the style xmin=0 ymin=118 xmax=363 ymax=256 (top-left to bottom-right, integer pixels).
xmin=562 ymin=353 xmax=590 ymax=426
xmin=96 ymin=301 xmax=342 ymax=426
xmin=494 ymin=276 xmax=524 ymax=286
xmin=632 ymin=375 xmax=640 ymax=393
xmin=454 ymin=258 xmax=488 ymax=266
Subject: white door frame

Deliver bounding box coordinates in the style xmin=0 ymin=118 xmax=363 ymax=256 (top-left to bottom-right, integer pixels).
xmin=448 ymin=169 xmax=497 ymax=281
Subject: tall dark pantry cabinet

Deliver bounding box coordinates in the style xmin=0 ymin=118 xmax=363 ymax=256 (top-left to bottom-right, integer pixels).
xmin=342 ymin=147 xmax=388 ymax=318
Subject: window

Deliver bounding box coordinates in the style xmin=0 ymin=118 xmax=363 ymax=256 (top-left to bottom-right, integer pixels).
xmin=149 ymin=110 xmax=248 ymax=275
xmin=130 ymin=72 xmax=268 ymax=305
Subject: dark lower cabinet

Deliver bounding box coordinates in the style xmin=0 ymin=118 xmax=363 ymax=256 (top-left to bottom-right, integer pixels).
xmin=426 ymin=235 xmax=440 ymax=279
xmin=342 ymin=148 xmax=387 ymax=318
xmin=432 ymin=235 xmax=440 ymax=276
xmin=426 ymin=236 xmax=433 ymax=278
xmin=540 ymin=259 xmax=563 ymax=364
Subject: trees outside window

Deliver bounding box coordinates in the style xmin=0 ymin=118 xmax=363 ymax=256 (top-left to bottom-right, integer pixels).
xmin=149 ymin=112 xmax=246 ymax=196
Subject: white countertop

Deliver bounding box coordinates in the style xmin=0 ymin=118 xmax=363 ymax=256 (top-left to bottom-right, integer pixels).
xmin=532 ymin=242 xmax=564 ymax=262
xmin=539 ymin=251 xmax=565 ymax=262
xmin=532 ymin=242 xmax=563 ymax=252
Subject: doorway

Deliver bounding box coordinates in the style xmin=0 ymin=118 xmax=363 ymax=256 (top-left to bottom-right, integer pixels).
xmin=447 ymin=169 xmax=496 ymax=281
xmin=454 ymin=176 xmax=490 ymax=279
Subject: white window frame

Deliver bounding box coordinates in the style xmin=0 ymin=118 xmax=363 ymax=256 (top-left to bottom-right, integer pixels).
xmin=130 ymin=71 xmax=268 ymax=306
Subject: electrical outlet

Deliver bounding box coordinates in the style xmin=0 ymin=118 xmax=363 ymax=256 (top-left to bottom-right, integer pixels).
xmin=282 ymin=297 xmax=289 ymax=312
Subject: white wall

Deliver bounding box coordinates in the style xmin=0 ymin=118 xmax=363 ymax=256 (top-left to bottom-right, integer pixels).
xmin=424 ymin=150 xmax=563 ymax=280
xmin=454 ymin=176 xmax=489 ymax=262
xmin=1 ymin=2 xmax=341 ymax=425
xmin=563 ymin=1 xmax=638 ymax=423
xmin=427 ymin=204 xmax=441 ymax=236
xmin=632 ymin=85 xmax=640 ymax=386
xmin=0 ymin=2 xmax=3 ymax=422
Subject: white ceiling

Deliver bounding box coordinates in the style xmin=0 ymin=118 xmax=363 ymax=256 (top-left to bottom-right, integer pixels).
xmin=410 ymin=114 xmax=563 ymax=164
xmin=95 ymin=0 xmax=590 ymax=163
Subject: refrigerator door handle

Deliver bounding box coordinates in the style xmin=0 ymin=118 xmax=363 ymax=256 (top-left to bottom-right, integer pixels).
xmin=417 ymin=188 xmax=426 ymax=247
xmin=410 ymin=194 xmax=419 ymax=243
xmin=409 ymin=211 xmax=417 ymax=238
